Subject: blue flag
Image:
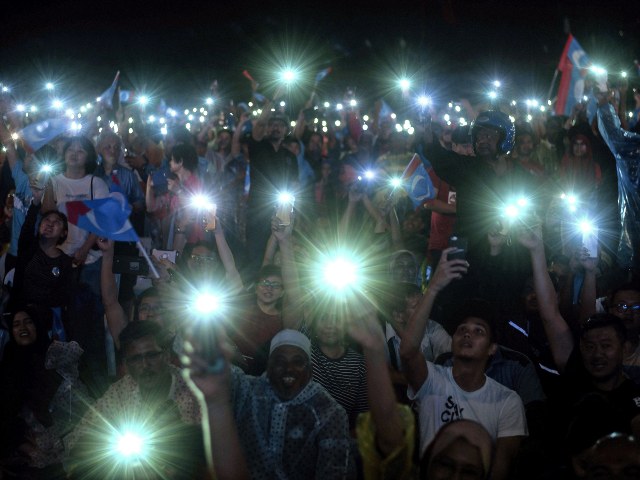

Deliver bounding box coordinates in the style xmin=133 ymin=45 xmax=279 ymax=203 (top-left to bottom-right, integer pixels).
xmin=18 ymin=118 xmax=69 ymax=153
xmin=314 ymin=67 xmax=332 ymax=85
xmin=65 ymin=192 xmax=138 ymax=242
xmin=401 ymin=154 xmax=436 ymax=208
xmin=555 ymin=35 xmax=590 ymax=116
xmin=97 ymin=71 xmax=120 ymax=109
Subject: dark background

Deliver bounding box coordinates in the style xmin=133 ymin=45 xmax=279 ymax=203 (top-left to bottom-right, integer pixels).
xmin=1 ymin=0 xmax=638 ymax=112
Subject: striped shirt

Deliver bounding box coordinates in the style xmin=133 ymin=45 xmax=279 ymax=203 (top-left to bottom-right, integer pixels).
xmin=311 ymin=343 xmax=369 ymax=428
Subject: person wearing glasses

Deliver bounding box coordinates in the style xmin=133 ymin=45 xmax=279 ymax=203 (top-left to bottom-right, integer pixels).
xmin=606 ymin=283 xmax=640 ymax=369
xmin=227 ymin=216 xmax=303 ymax=375
xmin=66 ymin=321 xmax=203 ymax=477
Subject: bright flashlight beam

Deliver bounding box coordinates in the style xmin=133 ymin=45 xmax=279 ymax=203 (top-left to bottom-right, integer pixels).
xmin=504 ymin=205 xmax=519 ymax=218
xmin=364 ymin=170 xmax=375 ymax=180
xmin=488 ymin=91 xmax=498 ymax=99
xmin=417 ymin=95 xmax=431 ymax=107
xmin=281 ymin=70 xmax=297 ymax=84
xmin=193 ymin=292 xmax=220 ymax=315
xmin=578 ymin=220 xmax=594 ymax=235
xmin=493 ymin=80 xmax=501 ymax=88
xmin=115 ymin=432 xmax=145 ymax=458
xmin=205 ymin=97 xmax=214 ymax=105
xmin=323 ymin=258 xmax=358 ymax=290
xmin=138 ymin=95 xmax=149 ymax=106
xmin=45 ymin=82 xmax=55 ymax=90
xmin=390 ymin=177 xmax=402 ymax=188
xmin=278 ymin=192 xmax=294 ymax=204
xmin=40 ymin=164 xmax=53 ymax=173
xmin=590 ymin=65 xmax=607 ymax=75
xmin=191 ymin=194 xmax=215 ymax=210
xmin=399 ymin=78 xmax=411 ymax=91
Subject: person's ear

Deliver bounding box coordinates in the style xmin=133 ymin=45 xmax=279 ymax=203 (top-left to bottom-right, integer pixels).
xmin=489 ymin=343 xmax=498 ymax=356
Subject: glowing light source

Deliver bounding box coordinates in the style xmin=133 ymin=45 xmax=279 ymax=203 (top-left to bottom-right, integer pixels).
xmin=398 ymin=78 xmax=411 ymax=91
xmin=336 ymin=103 xmax=343 ymax=111
xmin=349 ymin=99 xmax=357 ymax=107
xmin=493 ymin=80 xmax=502 ymax=88
xmin=278 ymin=192 xmax=295 ymax=204
xmin=281 ymin=69 xmax=298 ymax=84
xmin=205 ymin=97 xmax=214 ymax=105
xmin=590 ymin=65 xmax=607 ymax=75
xmin=417 ymin=95 xmax=431 ymax=107
xmin=488 ymin=91 xmax=498 ymax=99
xmin=40 ymin=164 xmax=53 ymax=174
xmin=16 ymin=104 xmax=25 ymax=112
xmin=323 ymin=102 xmax=330 ymax=108
xmin=51 ymin=99 xmax=63 ymax=109
xmin=138 ymin=95 xmax=149 ymax=106
xmin=578 ymin=219 xmax=594 ymax=235
xmin=193 ymin=292 xmax=220 ymax=315
xmin=45 ymin=82 xmax=55 ymax=91
xmin=323 ymin=258 xmax=358 ymax=290
xmin=114 ymin=431 xmax=145 ymax=459
xmin=621 ymin=71 xmax=628 ymax=78
xmin=390 ymin=177 xmax=402 ymax=188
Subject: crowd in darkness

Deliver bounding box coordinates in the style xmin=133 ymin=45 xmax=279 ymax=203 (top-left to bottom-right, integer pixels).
xmin=0 ymin=69 xmax=640 ymax=480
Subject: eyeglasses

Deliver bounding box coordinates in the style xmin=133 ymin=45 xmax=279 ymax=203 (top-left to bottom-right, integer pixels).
xmin=138 ymin=304 xmax=165 ymax=314
xmin=257 ymin=280 xmax=283 ymax=289
xmin=125 ymin=350 xmax=164 ymax=367
xmin=190 ymin=254 xmax=218 ymax=264
xmin=614 ymin=303 xmax=640 ymax=315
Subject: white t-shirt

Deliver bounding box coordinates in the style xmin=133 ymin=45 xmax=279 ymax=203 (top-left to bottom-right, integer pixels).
xmin=386 ymin=320 xmax=452 ymax=367
xmin=408 ymin=362 xmax=528 ymax=455
xmin=53 ymin=174 xmax=109 ymax=262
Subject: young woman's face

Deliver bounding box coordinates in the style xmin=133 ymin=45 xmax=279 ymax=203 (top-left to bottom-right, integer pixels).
xmin=64 ymin=141 xmax=89 ymax=170
xmin=39 ymin=213 xmax=66 ymax=241
xmin=12 ymin=311 xmax=37 ymax=346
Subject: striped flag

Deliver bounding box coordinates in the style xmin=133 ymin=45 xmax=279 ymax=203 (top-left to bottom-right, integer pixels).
xmin=555 ymin=35 xmax=591 ymax=116
xmin=97 ymin=71 xmax=120 ymax=109
xmin=401 ymin=153 xmax=436 ymax=208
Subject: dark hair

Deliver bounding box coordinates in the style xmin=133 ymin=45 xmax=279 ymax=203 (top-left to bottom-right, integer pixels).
xmin=12 ymin=306 xmax=52 ymax=353
xmin=170 ymin=144 xmax=198 ymax=173
xmin=452 ymin=298 xmax=498 ymax=344
xmin=385 ymin=282 xmax=422 ymax=315
xmin=119 ymin=320 xmax=166 ymax=354
xmin=580 ymin=313 xmax=627 ymax=343
xmin=257 ymin=264 xmax=282 ymax=282
xmin=40 ymin=210 xmax=69 ymax=245
xmin=609 ymin=282 xmax=640 ymax=305
xmin=62 ymin=136 xmax=98 ymax=174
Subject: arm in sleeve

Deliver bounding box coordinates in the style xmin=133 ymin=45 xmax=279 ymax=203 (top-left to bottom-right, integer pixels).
xmin=315 ymin=406 xmax=355 ymax=480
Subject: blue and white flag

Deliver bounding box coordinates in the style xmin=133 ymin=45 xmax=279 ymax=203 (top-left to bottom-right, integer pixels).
xmin=555 ymin=35 xmax=590 ymax=116
xmin=18 ymin=118 xmax=69 ymax=153
xmin=66 ymin=193 xmax=138 ymax=243
xmin=97 ymin=71 xmax=120 ymax=109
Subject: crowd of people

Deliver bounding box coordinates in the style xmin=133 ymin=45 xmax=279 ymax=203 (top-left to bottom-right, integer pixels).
xmin=0 ymin=70 xmax=639 ymax=480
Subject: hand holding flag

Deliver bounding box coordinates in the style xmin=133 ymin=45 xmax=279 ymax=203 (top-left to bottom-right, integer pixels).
xmin=400 ymin=153 xmax=436 ymax=209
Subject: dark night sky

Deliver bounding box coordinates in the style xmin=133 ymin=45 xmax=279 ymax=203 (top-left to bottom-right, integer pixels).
xmin=1 ymin=0 xmax=638 ymax=110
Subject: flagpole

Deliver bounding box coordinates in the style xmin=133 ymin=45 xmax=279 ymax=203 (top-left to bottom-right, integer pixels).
xmin=136 ymin=241 xmax=160 ymax=279
xmin=547 ymin=69 xmax=559 ymax=105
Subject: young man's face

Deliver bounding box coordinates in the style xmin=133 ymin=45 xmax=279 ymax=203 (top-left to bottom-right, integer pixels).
xmin=452 ymin=317 xmax=497 ymax=362
xmin=267 ymin=120 xmax=287 ymax=142
xmin=256 ymin=275 xmax=285 ymax=306
xmin=579 ymin=326 xmax=624 ymax=384
xmin=267 ymin=345 xmax=311 ymax=400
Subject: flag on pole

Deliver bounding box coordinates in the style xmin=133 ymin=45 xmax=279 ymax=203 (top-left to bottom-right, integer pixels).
xmin=119 ymin=90 xmax=135 ymax=103
xmin=401 ymin=153 xmax=436 ymax=208
xmin=18 ymin=118 xmax=69 ymax=153
xmin=314 ymin=67 xmax=332 ymax=85
xmin=65 ymin=193 xmax=139 ymax=242
xmin=97 ymin=71 xmax=120 ymax=109
xmin=555 ymin=35 xmax=591 ymax=116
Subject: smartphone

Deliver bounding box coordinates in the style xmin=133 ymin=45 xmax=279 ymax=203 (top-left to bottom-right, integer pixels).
xmin=113 ymin=256 xmax=150 ymax=275
xmin=151 ymin=170 xmax=168 ymax=194
xmin=448 ymin=236 xmax=467 ymax=261
xmin=582 ymin=227 xmax=598 ymax=259
xmin=201 ymin=204 xmax=217 ymax=232
xmin=152 ymin=249 xmax=178 ymax=264
xmin=276 ymin=196 xmax=295 ymax=226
